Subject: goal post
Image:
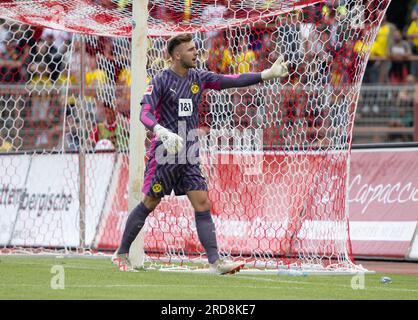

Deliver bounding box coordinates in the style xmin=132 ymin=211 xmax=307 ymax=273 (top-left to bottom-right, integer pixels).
xmin=0 ymin=0 xmax=392 ymax=273
xmin=127 ymin=0 xmax=148 ymax=269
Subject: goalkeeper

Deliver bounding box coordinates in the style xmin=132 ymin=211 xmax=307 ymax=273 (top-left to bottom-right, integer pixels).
xmin=115 ymin=33 xmax=288 ymax=274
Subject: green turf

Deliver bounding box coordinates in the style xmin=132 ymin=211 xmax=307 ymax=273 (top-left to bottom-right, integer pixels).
xmin=0 ymin=256 xmax=417 ymax=300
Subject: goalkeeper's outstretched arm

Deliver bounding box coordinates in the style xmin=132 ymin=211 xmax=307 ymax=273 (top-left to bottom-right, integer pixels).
xmin=205 ymin=55 xmax=289 ymax=90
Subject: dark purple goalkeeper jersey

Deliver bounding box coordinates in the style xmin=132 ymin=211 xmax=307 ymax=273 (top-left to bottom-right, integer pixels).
xmin=140 ymin=68 xmax=262 ymax=134
xmin=141 ymin=68 xmax=221 ymax=135
xmin=139 ymin=68 xmax=262 ymax=197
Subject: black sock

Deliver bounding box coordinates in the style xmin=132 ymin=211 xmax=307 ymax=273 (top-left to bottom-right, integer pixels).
xmin=118 ymin=202 xmax=152 ymax=254
xmin=195 ymin=211 xmax=219 ymax=264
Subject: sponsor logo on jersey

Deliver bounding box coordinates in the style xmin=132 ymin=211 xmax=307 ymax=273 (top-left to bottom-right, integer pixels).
xmin=191 ymin=82 xmax=199 ymax=94
xmin=144 ymin=85 xmax=153 ymax=95
xmin=152 ymin=182 xmax=162 ymax=193
xmin=178 ymin=99 xmax=193 ymax=117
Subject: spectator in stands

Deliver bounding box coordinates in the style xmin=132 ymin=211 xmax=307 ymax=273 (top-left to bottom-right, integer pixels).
xmin=42 ymin=33 xmax=63 ymax=83
xmin=257 ymin=32 xmax=275 ymax=62
xmin=116 ymin=66 xmax=133 ymax=116
xmin=201 ymin=1 xmax=228 ymax=50
xmin=277 ymin=13 xmax=303 ymax=71
xmin=223 ymin=38 xmax=256 ymax=74
xmin=396 ymin=74 xmax=415 ymax=128
xmin=63 ymin=96 xmax=93 ymax=151
xmin=97 ymin=37 xmax=121 ymax=84
xmin=30 ymin=91 xmax=51 ymax=122
xmin=63 ymin=37 xmax=97 ymax=85
xmin=406 ymin=4 xmax=418 ymax=78
xmin=300 ymin=8 xmax=316 ymax=52
xmin=333 ymin=5 xmax=351 ymax=52
xmin=330 ymin=55 xmax=348 ymax=88
xmin=41 ymin=28 xmax=71 ymax=49
xmin=0 ymin=128 xmax=12 ymax=152
xmin=64 ymin=98 xmax=81 ymax=151
xmin=219 ymin=36 xmax=235 ymax=73
xmin=34 ymin=120 xmax=50 ymax=149
xmin=205 ymin=38 xmax=221 ymax=72
xmin=97 ymin=0 xmax=117 ymax=10
xmin=0 ymin=22 xmax=35 ymax=83
xmin=89 ymin=106 xmax=128 ymax=151
xmin=0 ymin=19 xmax=9 ymax=53
xmin=386 ymin=119 xmax=410 ymax=142
xmin=307 ymin=30 xmax=333 ymax=87
xmin=0 ymin=44 xmax=25 ymax=83
xmin=388 ymin=29 xmax=412 ymax=83
xmin=342 ymin=39 xmax=359 ymax=84
xmin=27 ymin=38 xmax=63 ymax=86
xmin=365 ymin=15 xmax=396 ymax=83
xmin=320 ymin=1 xmax=348 ymax=48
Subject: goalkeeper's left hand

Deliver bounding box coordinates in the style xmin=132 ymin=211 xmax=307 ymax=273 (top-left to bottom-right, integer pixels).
xmin=261 ymin=55 xmax=289 ymax=81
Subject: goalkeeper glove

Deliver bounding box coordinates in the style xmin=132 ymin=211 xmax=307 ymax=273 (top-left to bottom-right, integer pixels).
xmin=153 ymin=124 xmax=184 ymax=154
xmin=261 ymin=55 xmax=289 ymax=81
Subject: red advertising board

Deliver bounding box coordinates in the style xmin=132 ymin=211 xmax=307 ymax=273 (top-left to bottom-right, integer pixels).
xmin=348 ymin=148 xmax=418 ymax=257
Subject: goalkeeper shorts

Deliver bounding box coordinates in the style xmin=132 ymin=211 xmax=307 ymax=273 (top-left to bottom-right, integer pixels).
xmin=142 ymin=161 xmax=208 ymax=198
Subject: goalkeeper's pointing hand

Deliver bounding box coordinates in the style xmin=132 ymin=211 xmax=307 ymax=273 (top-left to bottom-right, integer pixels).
xmin=154 ymin=124 xmax=184 ymax=154
xmin=261 ymin=55 xmax=289 ymax=81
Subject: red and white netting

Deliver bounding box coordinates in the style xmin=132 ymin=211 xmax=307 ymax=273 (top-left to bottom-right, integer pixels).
xmin=0 ymin=0 xmax=391 ymax=273
xmin=0 ymin=0 xmax=325 ymax=36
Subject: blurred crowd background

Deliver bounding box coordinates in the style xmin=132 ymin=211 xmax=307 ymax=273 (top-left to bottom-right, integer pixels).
xmin=0 ymin=0 xmax=417 ymax=154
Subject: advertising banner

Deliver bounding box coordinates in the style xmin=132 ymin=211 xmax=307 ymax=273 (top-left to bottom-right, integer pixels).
xmin=0 ymin=155 xmax=31 ymax=246
xmin=348 ymin=148 xmax=418 ymax=257
xmin=1 ymin=153 xmax=114 ymax=247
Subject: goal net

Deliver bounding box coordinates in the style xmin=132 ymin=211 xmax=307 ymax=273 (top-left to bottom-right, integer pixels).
xmin=0 ymin=0 xmax=391 ymax=273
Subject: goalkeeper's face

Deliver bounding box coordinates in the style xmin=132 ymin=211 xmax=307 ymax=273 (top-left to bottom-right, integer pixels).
xmin=177 ymin=41 xmax=198 ymax=69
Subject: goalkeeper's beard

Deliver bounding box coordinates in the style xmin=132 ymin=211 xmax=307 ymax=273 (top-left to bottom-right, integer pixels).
xmin=181 ymin=59 xmax=196 ymax=69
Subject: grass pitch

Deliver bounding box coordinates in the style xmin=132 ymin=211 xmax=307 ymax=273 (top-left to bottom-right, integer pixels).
xmin=0 ymin=256 xmax=417 ymax=300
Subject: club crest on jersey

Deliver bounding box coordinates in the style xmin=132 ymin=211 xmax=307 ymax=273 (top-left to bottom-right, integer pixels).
xmin=191 ymin=83 xmax=199 ymax=94
xmin=144 ymin=85 xmax=153 ymax=95
xmin=152 ymin=182 xmax=162 ymax=193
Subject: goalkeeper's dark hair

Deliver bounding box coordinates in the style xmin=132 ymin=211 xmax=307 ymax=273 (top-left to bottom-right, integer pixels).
xmin=167 ymin=33 xmax=193 ymax=56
